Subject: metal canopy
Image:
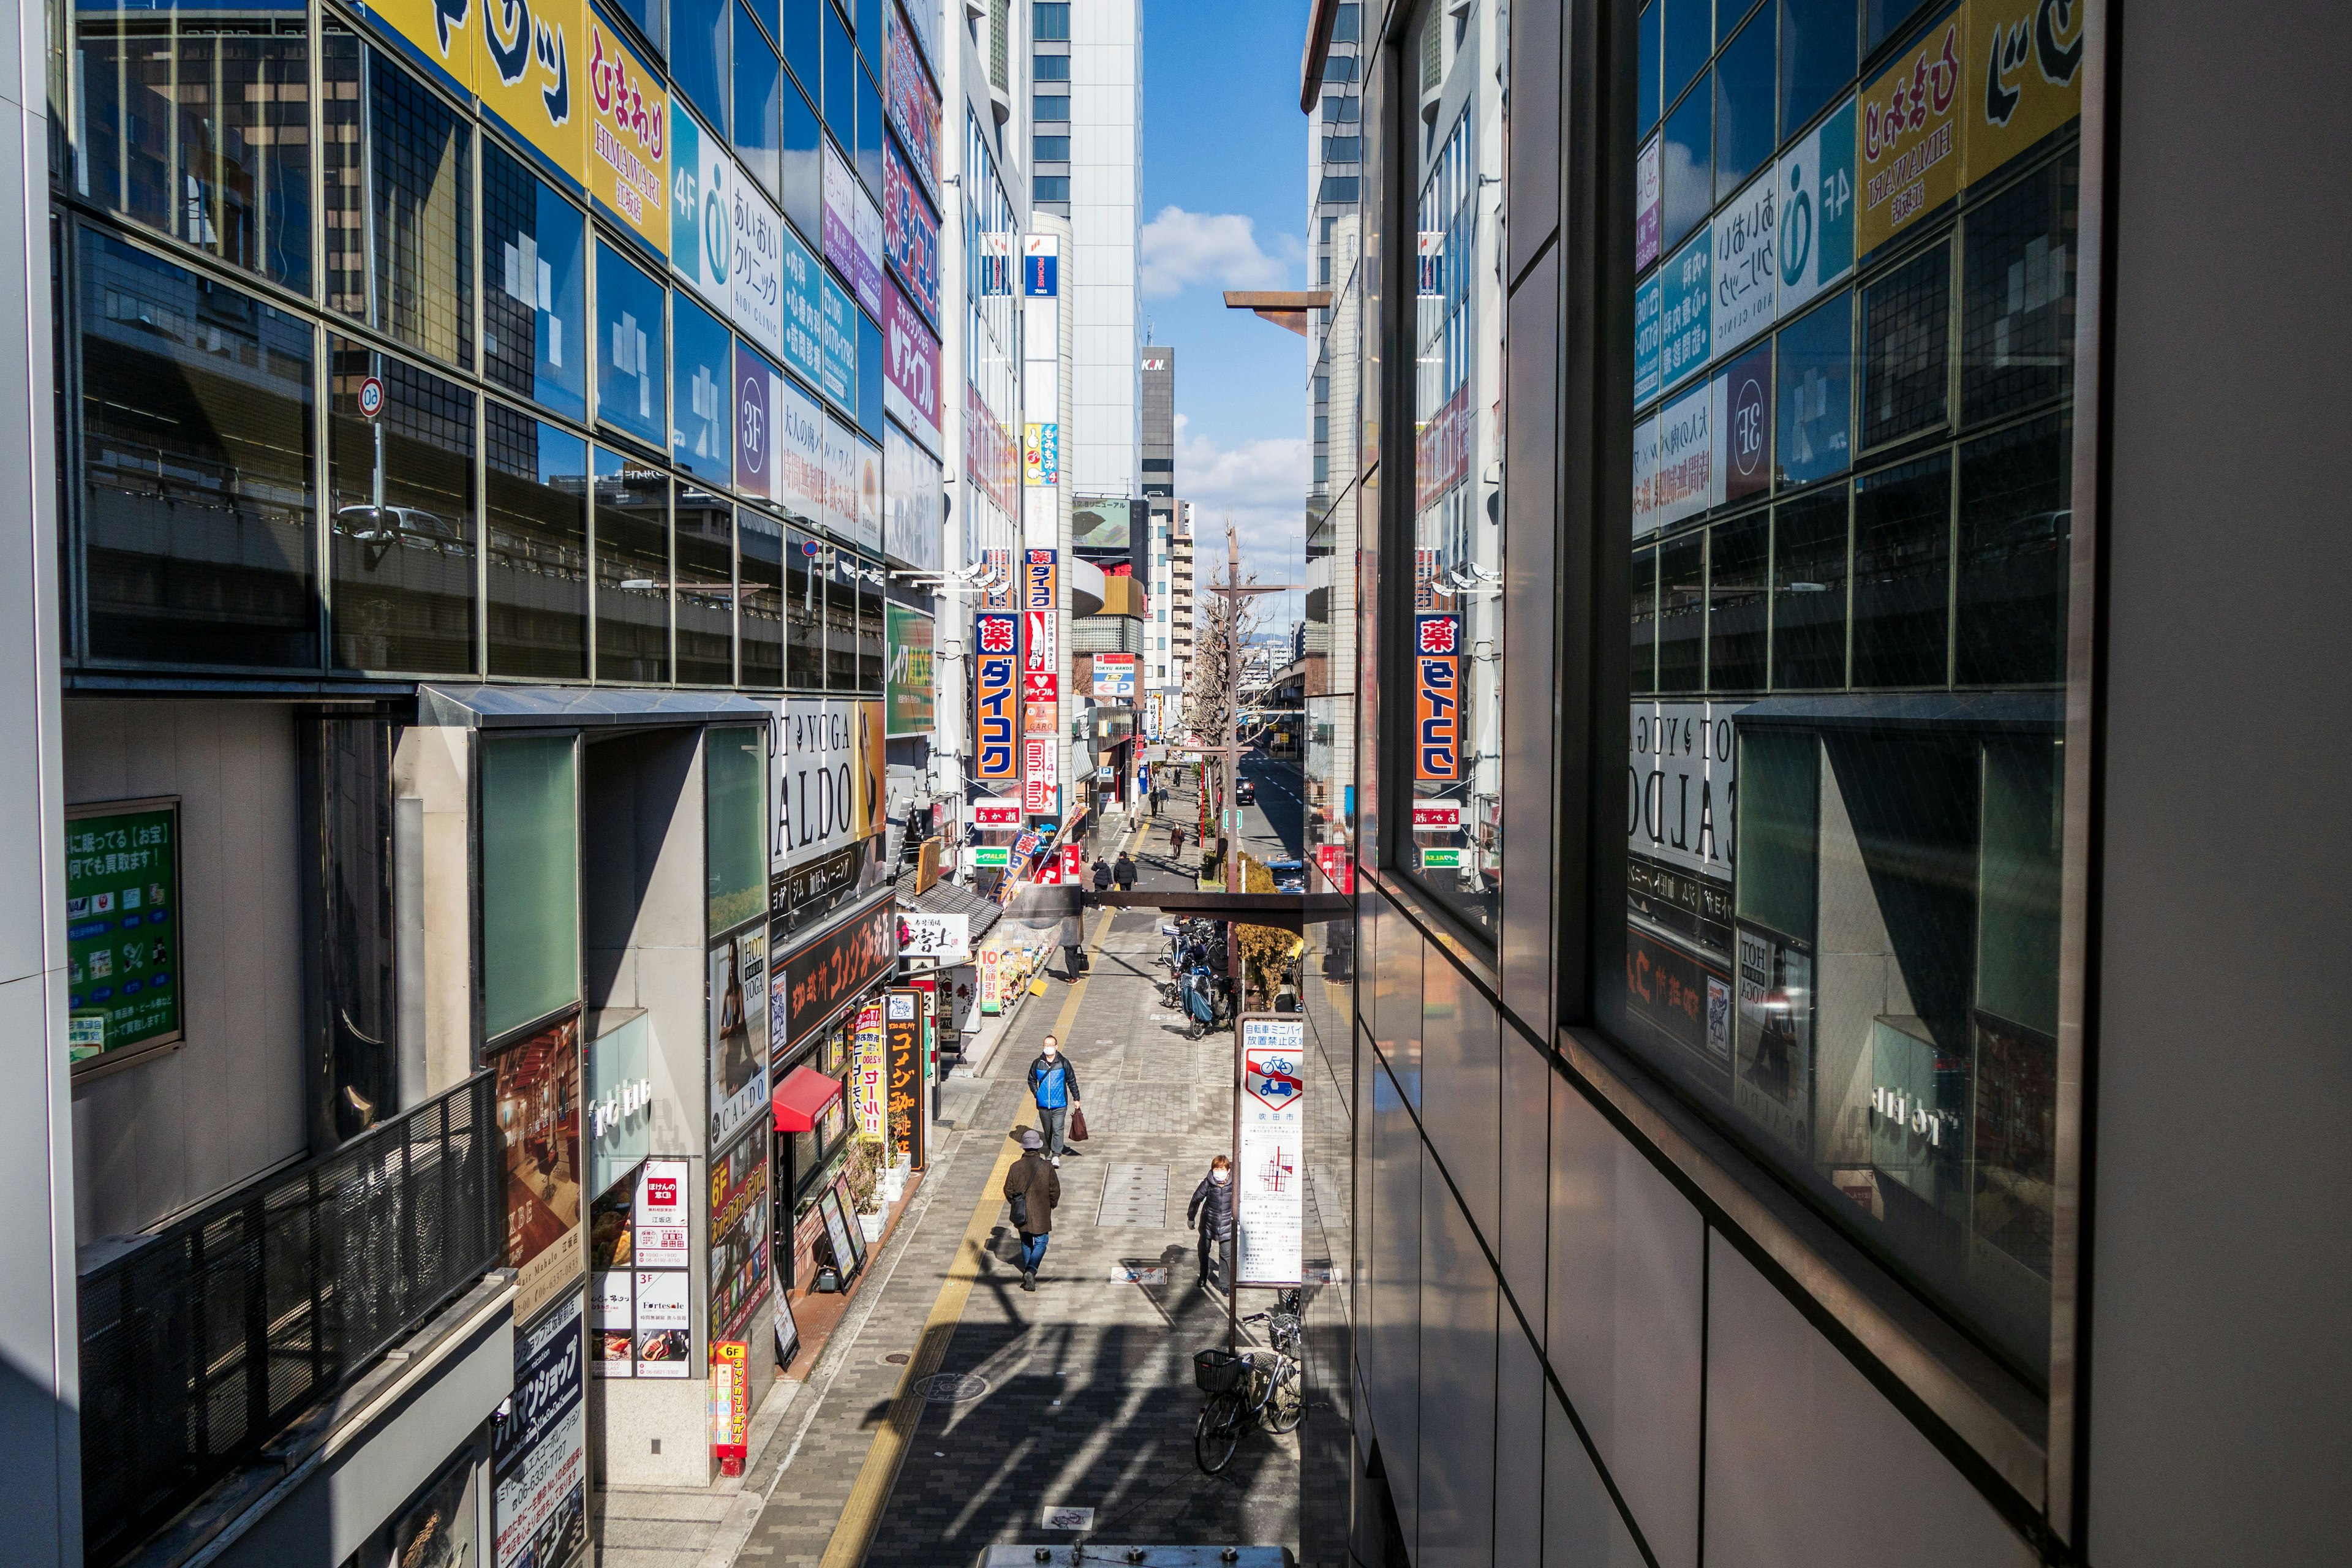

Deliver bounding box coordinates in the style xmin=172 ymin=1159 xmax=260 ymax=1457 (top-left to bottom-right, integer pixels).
xmin=414 ymin=684 xmax=776 ymax=729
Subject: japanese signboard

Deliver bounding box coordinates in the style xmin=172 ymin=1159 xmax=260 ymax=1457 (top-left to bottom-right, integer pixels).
xmin=884 ymin=420 xmax=943 ymax=569
xmin=1657 ymin=225 xmax=1711 ymax=396
xmin=774 ymin=698 xmax=868 ymax=869
xmin=966 ymin=386 xmax=1020 ymax=521
xmin=668 ymin=105 xmax=734 ymax=315
xmin=1721 ymin=345 xmax=1774 ymax=503
xmin=708 ymin=1125 xmax=769 ymax=1341
xmin=778 ymin=221 xmax=830 ymax=398
xmin=818 ymin=267 xmax=856 ymax=413
xmin=898 ymin=912 xmax=970 ymax=965
xmin=709 ymin=927 xmax=767 ymax=1148
xmin=1651 ymin=376 xmax=1724 ymax=532
xmin=1023 ymin=421 xmax=1059 ymax=485
xmin=1629 ymin=700 xmax=1740 ymax=887
xmin=731 ymin=175 xmax=788 ymax=361
xmin=821 ymin=140 xmax=862 ymax=304
xmin=974 ymin=617 xmax=1019 ymax=782
xmin=1091 ymin=652 xmax=1137 ymax=698
xmin=1966 ymin=0 xmax=2084 ymax=186
xmin=1022 ymin=548 xmax=1058 ymax=672
xmin=1635 ymin=270 xmax=1663 ymax=404
xmin=1711 ymin=170 xmax=1777 ymax=356
xmin=1775 ymin=94 xmax=1857 ymax=316
xmin=885 ymin=601 xmax=935 ymax=736
xmin=587 ymin=15 xmax=669 ymax=257
xmin=1626 ymin=925 xmax=1734 ymax=1071
xmin=885 ymin=0 xmax=942 ymax=198
xmin=1022 ymin=737 xmax=1058 ymax=815
xmin=633 ymin=1158 xmax=690 ymax=1268
xmin=823 ymin=412 xmax=859 ymax=540
xmin=884 ymin=987 xmax=926 ymax=1168
xmin=495 ymin=1014 xmax=584 ymax=1326
xmin=882 ymin=138 xmax=941 ymax=323
xmin=493 ymin=1291 xmax=586 ymax=1568
xmin=709 ymin=1339 xmax=751 ymax=1466
xmin=65 ymin=801 xmax=180 ymax=1063
xmin=854 ymin=1001 xmax=886 ymax=1139
xmin=971 ymin=799 xmax=1022 ymax=827
xmin=1414 ymin=655 xmax=1460 ymax=781
xmin=478 ymin=0 xmax=586 ymax=186
xmin=1235 ymin=1016 xmax=1306 ymax=1287
xmin=883 ymin=281 xmax=942 ymax=454
xmin=1636 ymin=133 xmax=1662 ymax=273
xmin=1022 ymin=233 xmax=1058 ymax=296
xmin=782 ymin=897 xmax=897 ymax=1047
xmin=1858 ymin=9 xmax=1964 ymax=257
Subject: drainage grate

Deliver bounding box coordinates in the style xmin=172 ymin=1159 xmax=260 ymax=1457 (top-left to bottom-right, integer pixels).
xmin=1095 ymin=1163 xmax=1170 ymax=1228
xmin=917 ymin=1372 xmax=990 ymax=1402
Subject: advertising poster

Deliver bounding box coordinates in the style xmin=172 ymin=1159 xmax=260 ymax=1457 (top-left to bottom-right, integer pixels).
xmin=884 ymin=601 xmax=935 ymax=736
xmin=1635 ymin=270 xmax=1663 ymax=404
xmin=850 ymin=179 xmax=884 ymax=322
xmin=496 ymin=1015 xmax=584 ymax=1327
xmin=1735 ymin=925 xmax=1813 ymax=1158
xmin=882 ymin=140 xmax=941 ymax=322
xmin=1413 ymin=655 xmax=1460 ymax=782
xmin=853 ymin=1001 xmax=886 ymax=1139
xmin=632 ymin=1268 xmax=692 ymax=1376
xmin=1966 ymin=0 xmax=2084 ymax=186
xmin=733 ymin=342 xmax=774 ymax=500
xmin=590 ymin=1265 xmax=633 ymax=1377
xmin=668 ymin=107 xmax=734 ymax=315
xmin=1022 ymin=233 xmax=1058 ymax=296
xmin=708 ymin=1125 xmax=770 ymax=1341
xmin=978 ymin=947 xmax=1003 ymax=1014
xmin=775 ymin=374 xmax=825 ymax=523
xmin=1721 ymin=345 xmax=1773 ymax=503
xmin=64 ymin=802 xmax=181 ymax=1062
xmin=1651 ymin=377 xmax=1723 ymax=532
xmin=1091 ymin=652 xmax=1137 ymax=698
xmin=1858 ymin=10 xmax=1964 ymax=257
xmin=1629 ymin=701 xmax=1739 ymax=888
xmin=883 ymin=421 xmax=944 ymax=570
xmin=1636 ymin=133 xmax=1663 ymax=273
xmin=821 ymin=414 xmax=858 ymax=540
xmin=368 ymin=0 xmax=475 ymax=94
xmin=885 ymin=0 xmax=941 ymax=197
xmin=897 ymin=913 xmax=969 ymax=966
xmin=709 ymin=928 xmax=766 ymax=1147
xmin=1712 ymin=171 xmax=1777 ymax=356
xmin=587 ymin=1014 xmax=651 ymax=1200
xmin=710 ymin=1340 xmax=751 ymax=1463
xmin=818 ymin=268 xmax=856 ymax=412
xmin=1412 ymin=380 xmax=1471 ymax=511
xmin=778 ymin=221 xmax=829 ymax=396
xmin=967 ymin=394 xmax=1020 ymax=521
xmin=389 ymin=1451 xmax=479 ymax=1568
xmin=884 ymin=989 xmax=925 ymax=1169
xmin=1657 ymin=226 xmax=1711 ymax=394
xmin=882 ymin=281 xmax=942 ymax=454
xmin=633 ymin=1157 xmax=690 ymax=1268
xmin=587 ymin=15 xmax=669 ymax=257
xmin=974 ymin=627 xmax=1019 ymax=782
xmin=1775 ymin=94 xmax=1856 ymax=316
xmin=782 ymin=897 xmax=897 ymax=1047
xmin=477 ymin=0 xmax=586 ymax=188
xmin=1236 ymin=1017 xmax=1307 ymax=1287
xmin=1022 ymin=548 xmax=1057 ymax=671
xmin=859 ymin=436 xmax=884 ymax=553
xmin=821 ymin=139 xmax=859 ymax=288
xmin=492 ymin=1291 xmax=586 ymax=1568
xmin=1023 ymin=421 xmax=1059 ymax=486
xmin=773 ymin=699 xmax=859 ymax=869
xmin=731 ymin=176 xmax=787 ymax=360
xmin=1022 ymin=737 xmax=1057 ymax=815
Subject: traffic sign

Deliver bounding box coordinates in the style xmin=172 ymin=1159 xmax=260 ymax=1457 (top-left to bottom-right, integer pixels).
xmin=356 ymin=375 xmax=385 ymax=418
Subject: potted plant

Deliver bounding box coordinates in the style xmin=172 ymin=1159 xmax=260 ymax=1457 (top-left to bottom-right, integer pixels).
xmin=846 ymin=1137 xmax=886 ymax=1240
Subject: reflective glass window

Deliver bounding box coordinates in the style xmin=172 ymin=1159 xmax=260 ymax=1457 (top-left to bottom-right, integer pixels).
xmin=1656 ymin=532 xmax=1705 ymax=692
xmin=858 ymin=309 xmax=884 ymax=440
xmin=671 ymin=296 xmax=733 ymax=483
xmin=74 ymin=0 xmax=314 ymax=291
xmin=1775 ymin=291 xmax=1853 ymax=486
xmin=368 ymin=50 xmax=472 ymax=369
xmin=1713 ymin=6 xmax=1775 ymax=200
xmin=855 ymin=556 xmax=883 ymax=689
xmin=1865 ymin=0 xmax=1932 ymax=51
xmin=596 ymin=241 xmax=668 ymax=449
xmin=77 ymin=227 xmax=317 ymax=667
xmin=322 ymin=28 xmax=366 ymax=317
xmin=823 ymin=0 xmax=853 ymax=148
xmin=675 ymin=0 xmax=732 ymax=131
xmin=1780 ymin=0 xmax=1856 ymax=139
xmin=741 ymin=507 xmax=786 ymax=686
xmin=781 ymin=77 xmax=824 ymax=241
xmin=824 ymin=540 xmax=858 ymax=689
xmin=736 ymin=10 xmax=785 ymax=195
xmin=1630 ymin=546 xmax=1658 ymax=695
xmin=785 ymin=524 xmax=824 ymax=687
xmin=609 ymin=0 xmax=664 ymax=58
xmin=1660 ymin=76 xmax=1711 ymax=252
xmin=676 ymin=488 xmax=736 ymax=685
xmin=1859 ymin=240 xmax=1950 ymax=451
xmin=1638 ymin=0 xmax=1662 ymax=133
xmin=1033 ymin=53 xmax=1069 ymax=81
xmin=328 ymin=339 xmax=477 ymax=673
xmin=1034 ymin=135 xmax=1070 ymax=162
xmin=594 ymin=448 xmax=671 ymax=681
xmin=1960 ymin=156 xmax=2078 ymax=428
xmin=1955 ymin=416 xmax=2070 ymax=687
xmin=486 ymin=407 xmax=590 ymax=679
xmin=1033 ymin=2 xmax=1069 ymax=40
xmin=855 ymin=0 xmax=880 ymax=74
xmin=1662 ymin=0 xmax=1711 ymax=109
xmin=856 ymin=64 xmax=884 ymax=196
xmin=1850 ymin=451 xmax=1950 ymax=687
xmin=1709 ymin=514 xmax=1769 ymax=691
xmin=483 ymin=141 xmax=589 ymax=421
xmin=1770 ymin=485 xmax=1848 ymax=687
xmin=706 ymin=726 xmax=767 ymax=932
xmin=480 ymin=735 xmax=579 ymax=1039
xmin=781 ymin=0 xmax=821 ymax=95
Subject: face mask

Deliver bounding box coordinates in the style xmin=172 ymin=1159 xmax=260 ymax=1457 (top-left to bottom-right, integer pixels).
xmin=1212 ymin=1170 xmax=1229 ymax=1184
xmin=1043 ymin=1047 xmax=1057 ymax=1059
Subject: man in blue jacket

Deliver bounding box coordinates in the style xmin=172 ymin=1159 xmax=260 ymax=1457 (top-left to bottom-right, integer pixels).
xmin=1027 ymin=1035 xmax=1082 ymax=1166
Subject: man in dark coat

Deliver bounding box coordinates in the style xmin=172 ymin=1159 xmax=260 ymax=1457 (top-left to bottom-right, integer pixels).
xmin=1114 ymin=851 xmax=1138 ymax=890
xmin=1004 ymin=1128 xmax=1061 ymax=1290
xmin=1186 ymin=1155 xmax=1237 ymax=1291
xmin=1091 ymin=857 xmax=1112 ymax=891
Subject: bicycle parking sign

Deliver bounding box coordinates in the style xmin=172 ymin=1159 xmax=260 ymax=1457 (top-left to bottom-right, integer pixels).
xmin=1235 ymin=1016 xmax=1306 ymax=1287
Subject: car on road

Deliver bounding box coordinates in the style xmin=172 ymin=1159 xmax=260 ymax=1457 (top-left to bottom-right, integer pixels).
xmin=1235 ymin=778 xmax=1256 ymax=805
xmin=1267 ymin=858 xmax=1305 ymax=892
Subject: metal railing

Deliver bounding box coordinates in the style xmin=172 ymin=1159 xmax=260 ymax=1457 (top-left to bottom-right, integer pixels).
xmin=78 ymin=1072 xmax=500 ymax=1568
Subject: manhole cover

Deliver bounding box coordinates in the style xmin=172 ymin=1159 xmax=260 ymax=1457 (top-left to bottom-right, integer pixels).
xmin=917 ymin=1372 xmax=990 ymax=1402
xmin=883 ymin=1352 xmax=910 ymax=1365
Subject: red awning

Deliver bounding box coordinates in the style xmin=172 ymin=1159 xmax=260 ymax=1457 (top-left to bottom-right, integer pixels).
xmin=772 ymin=1066 xmax=844 ymax=1133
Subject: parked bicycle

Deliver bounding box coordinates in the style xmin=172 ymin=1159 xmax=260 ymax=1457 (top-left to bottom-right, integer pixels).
xmin=1192 ymin=1292 xmax=1307 ymax=1474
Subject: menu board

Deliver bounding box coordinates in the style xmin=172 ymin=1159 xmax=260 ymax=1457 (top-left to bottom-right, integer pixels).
xmin=66 ymin=802 xmax=181 ymax=1063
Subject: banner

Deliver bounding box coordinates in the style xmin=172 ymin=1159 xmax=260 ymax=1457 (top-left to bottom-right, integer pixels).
xmin=853 ymin=1001 xmax=886 ymax=1139
xmin=493 ymin=1292 xmax=586 ymax=1567
xmin=668 ymin=106 xmax=734 ymax=314
xmin=1775 ymin=94 xmax=1856 ymax=317
xmin=882 ymin=280 xmax=941 ymax=454
xmin=64 ymin=803 xmax=181 ymax=1061
xmin=587 ymin=15 xmax=668 ymax=257
xmin=1022 ymin=736 xmax=1057 ymax=815
xmin=884 ymin=988 xmax=926 ymax=1168
xmin=973 ymin=616 xmax=1019 ymax=781
xmin=1414 ymin=655 xmax=1460 ymax=781
xmin=1023 ymin=421 xmax=1058 ymax=485
xmin=479 ymin=0 xmax=585 ymax=187
xmin=884 ymin=601 xmax=935 ymax=736
xmin=1858 ymin=10 xmax=1964 ymax=257
xmin=1236 ymin=1017 xmax=1306 ymax=1287
xmin=883 ymin=138 xmax=941 ymax=322
xmin=707 ymin=1126 xmax=769 ymax=1341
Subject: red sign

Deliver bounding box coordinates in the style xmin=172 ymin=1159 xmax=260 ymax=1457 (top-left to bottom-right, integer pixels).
xmin=1411 ymin=803 xmax=1461 ymax=829
xmin=1414 ymin=656 xmax=1460 ymax=780
xmin=1023 ymin=670 xmax=1057 ymax=704
xmin=972 ymin=799 xmax=1022 ymax=827
xmin=1316 ymin=843 xmax=1355 ymax=894
xmin=1061 ymin=843 xmax=1083 ymax=881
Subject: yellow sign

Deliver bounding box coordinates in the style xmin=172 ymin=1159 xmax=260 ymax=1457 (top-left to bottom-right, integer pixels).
xmin=587 ymin=14 xmax=669 ymax=257
xmin=1858 ymin=8 xmax=1966 ymax=255
xmin=1964 ymin=0 xmax=2084 ymax=187
xmin=479 ymin=0 xmax=587 ymax=184
xmin=363 ymin=0 xmax=478 ymax=92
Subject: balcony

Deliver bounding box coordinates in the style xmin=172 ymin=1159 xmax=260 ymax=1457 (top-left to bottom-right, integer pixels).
xmin=78 ymin=1074 xmax=502 ymax=1567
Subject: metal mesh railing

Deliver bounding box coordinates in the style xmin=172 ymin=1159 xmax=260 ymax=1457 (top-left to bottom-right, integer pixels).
xmin=78 ymin=1072 xmax=500 ymax=1568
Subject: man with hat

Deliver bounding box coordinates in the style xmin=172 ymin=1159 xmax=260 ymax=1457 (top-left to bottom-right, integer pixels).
xmin=1003 ymin=1128 xmax=1061 ymax=1291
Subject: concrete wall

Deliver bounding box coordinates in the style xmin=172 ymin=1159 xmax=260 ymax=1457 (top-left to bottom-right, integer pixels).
xmin=64 ymin=699 xmax=307 ymax=1245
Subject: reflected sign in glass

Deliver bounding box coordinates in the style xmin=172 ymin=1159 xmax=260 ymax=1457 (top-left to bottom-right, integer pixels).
xmin=881 ymin=137 xmax=940 ymax=322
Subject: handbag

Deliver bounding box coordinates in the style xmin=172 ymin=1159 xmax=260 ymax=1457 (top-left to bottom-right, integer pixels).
xmin=1069 ymin=1105 xmax=1090 ymax=1142
xmin=1009 ymin=1182 xmax=1031 ymax=1229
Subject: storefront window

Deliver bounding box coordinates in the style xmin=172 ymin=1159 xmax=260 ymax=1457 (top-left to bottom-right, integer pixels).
xmin=671 ymin=296 xmax=733 ymax=484
xmin=741 ymin=508 xmax=786 ymax=687
xmin=77 ymin=227 xmax=317 ymax=668
xmin=328 ymin=339 xmax=478 ymax=674
xmin=486 ymin=409 xmax=590 ymax=679
xmin=367 ymin=49 xmax=472 ymax=370
xmin=594 ymin=449 xmax=671 ymax=682
xmin=1606 ymin=0 xmax=2087 ymax=1387
xmin=707 ymin=725 xmax=767 ymax=932
xmin=1400 ymin=0 xmax=1504 ymax=937
xmin=483 ymin=141 xmax=589 ymax=421
xmin=481 ymin=734 xmax=580 ymax=1038
xmin=785 ymin=524 xmax=824 ymax=687
xmin=676 ymin=488 xmax=737 ymax=684
xmin=596 ymin=241 xmax=668 ymax=451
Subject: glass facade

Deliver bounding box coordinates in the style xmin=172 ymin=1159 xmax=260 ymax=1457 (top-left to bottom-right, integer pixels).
xmin=1618 ymin=0 xmax=2083 ymax=1385
xmin=480 ymin=733 xmax=581 ymax=1039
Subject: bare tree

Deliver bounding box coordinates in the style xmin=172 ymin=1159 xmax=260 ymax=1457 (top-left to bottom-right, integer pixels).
xmin=1174 ymin=523 xmax=1287 ymax=873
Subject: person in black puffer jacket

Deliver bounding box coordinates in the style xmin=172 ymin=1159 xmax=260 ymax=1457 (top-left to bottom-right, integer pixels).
xmin=1186 ymin=1154 xmax=1236 ymax=1292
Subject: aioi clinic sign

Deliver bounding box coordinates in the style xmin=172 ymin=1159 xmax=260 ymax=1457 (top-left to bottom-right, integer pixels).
xmin=1235 ymin=1016 xmax=1306 ymax=1288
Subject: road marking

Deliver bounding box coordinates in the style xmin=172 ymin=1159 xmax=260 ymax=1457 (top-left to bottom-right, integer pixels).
xmin=815 ymin=888 xmax=1119 ymax=1568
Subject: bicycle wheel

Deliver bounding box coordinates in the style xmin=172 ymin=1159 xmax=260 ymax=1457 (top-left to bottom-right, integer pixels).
xmin=1261 ymin=1356 xmax=1306 ymax=1433
xmin=1194 ymin=1392 xmax=1244 ymax=1475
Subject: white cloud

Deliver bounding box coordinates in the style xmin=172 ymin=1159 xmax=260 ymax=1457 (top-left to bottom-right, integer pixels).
xmin=1171 ymin=414 xmax=1308 ymax=627
xmin=1139 ymin=206 xmax=1304 ymax=300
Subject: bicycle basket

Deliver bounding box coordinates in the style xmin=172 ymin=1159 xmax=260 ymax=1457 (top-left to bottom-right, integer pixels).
xmin=1193 ymin=1348 xmax=1246 ymax=1394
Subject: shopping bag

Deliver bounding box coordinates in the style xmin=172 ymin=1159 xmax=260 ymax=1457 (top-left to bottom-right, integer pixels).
xmin=1069 ymin=1106 xmax=1090 ymax=1143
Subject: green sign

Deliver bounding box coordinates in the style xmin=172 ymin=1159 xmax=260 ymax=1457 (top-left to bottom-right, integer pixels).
xmin=67 ymin=803 xmax=181 ymax=1063
xmin=885 ymin=603 xmax=935 ymax=737
xmin=1420 ymin=848 xmax=1462 ymax=870
xmin=970 ymin=846 xmax=1010 ymax=868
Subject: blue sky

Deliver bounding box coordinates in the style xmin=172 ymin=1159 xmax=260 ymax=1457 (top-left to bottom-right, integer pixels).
xmin=1138 ymin=0 xmax=1316 ymax=609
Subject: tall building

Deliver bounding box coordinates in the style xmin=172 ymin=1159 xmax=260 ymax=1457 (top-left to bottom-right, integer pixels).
xmin=1298 ymin=1 xmax=2352 ymax=1566
xmin=1307 ymin=4 xmax=1363 ymax=500
xmin=1031 ymin=0 xmax=1140 ymax=497
xmin=1142 ymin=345 xmax=1178 ymax=696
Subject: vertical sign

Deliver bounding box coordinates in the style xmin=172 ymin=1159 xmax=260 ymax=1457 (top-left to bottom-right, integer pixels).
xmin=1776 ymin=94 xmax=1857 ymax=316
xmin=973 ymin=613 xmax=1019 ymax=782
xmin=496 ymin=1016 xmax=584 ymax=1325
xmin=884 ymin=988 xmax=926 ymax=1169
xmin=854 ymin=1001 xmax=886 ymax=1139
xmin=1022 ymin=737 xmax=1057 ymax=815
xmin=587 ymin=15 xmax=669 ymax=257
xmin=1235 ymin=1016 xmax=1306 ymax=1288
xmin=493 ymin=1291 xmax=587 ymax=1568
xmin=1022 ymin=548 xmax=1057 ymax=680
xmin=1858 ymin=12 xmax=1964 ymax=257
xmin=478 ymin=0 xmax=586 ymax=185
xmin=1022 ymin=233 xmax=1059 ymax=296
xmin=1413 ymin=616 xmax=1460 ymax=782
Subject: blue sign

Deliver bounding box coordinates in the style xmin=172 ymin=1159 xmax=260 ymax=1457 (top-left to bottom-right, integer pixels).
xmin=1657 ymin=225 xmax=1712 ymax=395
xmin=1023 ymin=246 xmax=1057 ymax=297
xmin=1635 ymin=272 xmax=1662 ymax=405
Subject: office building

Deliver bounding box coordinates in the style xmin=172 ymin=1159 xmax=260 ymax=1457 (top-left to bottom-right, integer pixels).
xmin=1142 ymin=344 xmax=1178 ymax=695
